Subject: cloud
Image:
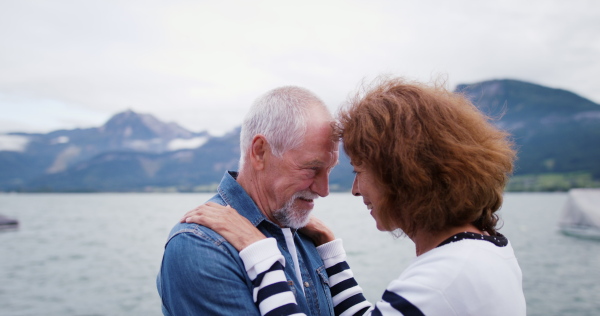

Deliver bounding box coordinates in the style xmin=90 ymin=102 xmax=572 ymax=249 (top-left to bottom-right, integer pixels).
xmin=0 ymin=0 xmax=599 ymax=135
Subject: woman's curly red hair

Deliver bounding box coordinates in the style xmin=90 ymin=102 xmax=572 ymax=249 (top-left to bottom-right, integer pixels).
xmin=339 ymin=78 xmax=516 ymax=236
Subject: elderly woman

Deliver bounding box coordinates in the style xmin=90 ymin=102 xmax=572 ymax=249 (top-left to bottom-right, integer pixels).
xmin=183 ymin=78 xmax=526 ymax=315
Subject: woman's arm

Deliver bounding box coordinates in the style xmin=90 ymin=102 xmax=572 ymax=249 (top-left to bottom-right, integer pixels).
xmin=182 ymin=203 xmax=372 ymax=316
xmin=239 ymin=238 xmax=305 ymax=315
xmin=316 ymin=239 xmax=372 ymax=315
xmin=239 ymin=237 xmax=372 ymax=316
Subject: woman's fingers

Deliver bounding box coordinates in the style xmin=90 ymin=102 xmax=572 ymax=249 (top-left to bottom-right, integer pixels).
xmin=178 ymin=203 xmax=266 ymax=251
xmin=299 ymin=216 xmax=336 ymax=246
xmin=180 ymin=202 xmax=228 ymax=222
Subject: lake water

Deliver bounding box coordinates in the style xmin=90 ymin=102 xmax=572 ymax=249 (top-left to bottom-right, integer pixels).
xmin=0 ymin=192 xmax=599 ymax=315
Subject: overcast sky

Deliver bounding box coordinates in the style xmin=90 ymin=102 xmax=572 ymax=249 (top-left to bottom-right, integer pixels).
xmin=1 ymin=0 xmax=599 ymax=136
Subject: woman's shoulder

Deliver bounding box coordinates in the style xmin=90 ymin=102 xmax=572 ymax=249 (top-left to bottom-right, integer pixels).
xmin=386 ymin=239 xmax=525 ymax=315
xmin=396 ymin=238 xmax=520 ymax=290
xmin=420 ymin=233 xmax=517 ymax=264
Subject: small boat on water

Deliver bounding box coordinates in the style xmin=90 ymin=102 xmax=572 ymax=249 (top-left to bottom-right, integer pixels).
xmin=558 ymin=189 xmax=600 ymax=240
xmin=0 ymin=214 xmax=19 ymax=230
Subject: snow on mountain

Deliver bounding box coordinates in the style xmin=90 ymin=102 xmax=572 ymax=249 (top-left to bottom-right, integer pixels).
xmin=0 ymin=134 xmax=30 ymax=152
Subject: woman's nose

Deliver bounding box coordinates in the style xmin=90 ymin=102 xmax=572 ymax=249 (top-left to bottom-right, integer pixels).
xmin=351 ymin=174 xmax=361 ymax=196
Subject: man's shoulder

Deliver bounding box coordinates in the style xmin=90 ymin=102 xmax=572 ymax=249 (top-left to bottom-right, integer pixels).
xmin=166 ymin=222 xmax=227 ymax=248
xmin=163 ymin=192 xmax=228 ymax=244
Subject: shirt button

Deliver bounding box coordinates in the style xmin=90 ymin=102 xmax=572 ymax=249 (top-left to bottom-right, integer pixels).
xmin=304 ymin=282 xmax=310 ymax=287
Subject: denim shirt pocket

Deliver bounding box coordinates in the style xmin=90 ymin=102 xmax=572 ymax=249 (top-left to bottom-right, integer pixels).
xmin=316 ymin=265 xmax=334 ymax=315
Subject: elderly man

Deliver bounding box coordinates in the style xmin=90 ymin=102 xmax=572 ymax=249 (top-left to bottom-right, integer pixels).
xmin=156 ymin=86 xmax=339 ymax=315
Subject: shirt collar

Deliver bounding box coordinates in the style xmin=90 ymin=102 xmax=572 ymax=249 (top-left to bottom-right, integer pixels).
xmin=217 ymin=171 xmax=267 ymax=227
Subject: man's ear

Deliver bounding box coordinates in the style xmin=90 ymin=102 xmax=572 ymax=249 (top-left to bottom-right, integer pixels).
xmin=250 ymin=135 xmax=269 ymax=171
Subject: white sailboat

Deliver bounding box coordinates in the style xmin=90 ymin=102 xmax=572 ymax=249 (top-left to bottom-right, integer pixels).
xmin=558 ymin=189 xmax=600 ymax=240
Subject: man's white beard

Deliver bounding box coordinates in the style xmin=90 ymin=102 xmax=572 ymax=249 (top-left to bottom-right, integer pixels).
xmin=273 ymin=190 xmax=318 ymax=229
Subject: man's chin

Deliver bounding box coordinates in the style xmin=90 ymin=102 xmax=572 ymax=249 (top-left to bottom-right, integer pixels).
xmin=292 ymin=214 xmax=312 ymax=229
xmin=283 ymin=204 xmax=313 ymax=229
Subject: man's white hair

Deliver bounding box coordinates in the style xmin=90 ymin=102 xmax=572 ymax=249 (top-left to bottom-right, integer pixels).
xmin=239 ymin=86 xmax=329 ymax=170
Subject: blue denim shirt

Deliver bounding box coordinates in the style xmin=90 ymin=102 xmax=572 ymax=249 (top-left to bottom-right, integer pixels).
xmin=157 ymin=171 xmax=334 ymax=315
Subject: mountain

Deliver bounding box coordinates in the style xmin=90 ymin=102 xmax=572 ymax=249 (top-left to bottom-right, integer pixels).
xmin=456 ymin=79 xmax=600 ymax=190
xmin=24 ymin=128 xmax=240 ymax=192
xmin=0 ymin=110 xmax=211 ymax=191
xmin=1 ymin=79 xmax=599 ymax=192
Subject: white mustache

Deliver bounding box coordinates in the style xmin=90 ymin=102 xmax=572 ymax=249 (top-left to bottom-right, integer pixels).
xmin=294 ymin=191 xmax=318 ymax=201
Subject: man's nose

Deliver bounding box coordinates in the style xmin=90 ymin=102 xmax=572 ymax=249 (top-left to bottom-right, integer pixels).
xmin=310 ymin=171 xmax=330 ymax=197
xmin=351 ymin=174 xmax=361 ymax=196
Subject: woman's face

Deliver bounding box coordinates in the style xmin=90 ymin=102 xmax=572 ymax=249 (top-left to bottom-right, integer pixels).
xmin=351 ymin=164 xmax=387 ymax=231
